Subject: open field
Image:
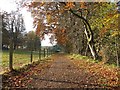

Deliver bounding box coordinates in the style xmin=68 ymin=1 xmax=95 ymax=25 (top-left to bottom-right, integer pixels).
xmin=2 ymin=50 xmax=47 ymax=71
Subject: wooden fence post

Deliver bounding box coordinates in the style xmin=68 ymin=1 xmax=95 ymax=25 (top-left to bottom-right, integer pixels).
xmin=9 ymin=20 xmax=14 ymax=71
xmin=44 ymin=48 xmax=45 ymax=57
xmin=47 ymin=48 xmax=48 ymax=57
xmin=9 ymin=38 xmax=13 ymax=71
xmin=39 ymin=41 xmax=41 ymax=60
xmin=30 ymin=50 xmax=33 ymax=63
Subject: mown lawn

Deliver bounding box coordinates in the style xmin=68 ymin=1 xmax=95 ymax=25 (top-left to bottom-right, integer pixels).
xmin=2 ymin=50 xmax=44 ymax=71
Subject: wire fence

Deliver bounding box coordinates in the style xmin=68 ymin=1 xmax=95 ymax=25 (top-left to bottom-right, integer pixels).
xmin=2 ymin=47 xmax=53 ymax=72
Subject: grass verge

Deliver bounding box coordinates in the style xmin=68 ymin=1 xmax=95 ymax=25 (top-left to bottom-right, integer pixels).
xmin=68 ymin=54 xmax=120 ymax=88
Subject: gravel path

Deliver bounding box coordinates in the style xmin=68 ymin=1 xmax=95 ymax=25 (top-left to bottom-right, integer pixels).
xmin=27 ymin=54 xmax=109 ymax=89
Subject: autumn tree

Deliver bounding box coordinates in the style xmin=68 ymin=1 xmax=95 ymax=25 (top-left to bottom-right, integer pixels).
xmin=1 ymin=12 xmax=10 ymax=49
xmin=25 ymin=2 xmax=98 ymax=59
xmin=25 ymin=1 xmax=119 ymax=64
xmin=86 ymin=2 xmax=119 ymax=65
xmin=1 ymin=10 xmax=26 ymax=71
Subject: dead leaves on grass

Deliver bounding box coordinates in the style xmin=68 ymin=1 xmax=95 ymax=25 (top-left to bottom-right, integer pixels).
xmin=2 ymin=58 xmax=53 ymax=88
xmin=71 ymin=57 xmax=119 ymax=87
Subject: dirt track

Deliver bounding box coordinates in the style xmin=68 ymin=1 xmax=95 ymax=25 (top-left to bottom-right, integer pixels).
xmin=26 ymin=54 xmax=112 ymax=89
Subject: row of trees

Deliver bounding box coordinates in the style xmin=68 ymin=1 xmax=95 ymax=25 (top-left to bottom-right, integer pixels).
xmin=25 ymin=2 xmax=120 ymax=66
xmin=2 ymin=12 xmax=24 ymax=50
xmin=1 ymin=1 xmax=119 ymax=70
xmin=2 ymin=11 xmax=40 ymax=51
xmin=1 ymin=11 xmax=41 ymax=71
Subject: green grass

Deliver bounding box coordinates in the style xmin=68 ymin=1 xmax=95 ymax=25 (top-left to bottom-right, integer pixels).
xmin=2 ymin=50 xmax=47 ymax=71
xmin=69 ymin=54 xmax=117 ymax=68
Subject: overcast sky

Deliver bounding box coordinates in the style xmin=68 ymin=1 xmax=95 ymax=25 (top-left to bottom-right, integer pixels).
xmin=0 ymin=0 xmax=34 ymax=33
xmin=0 ymin=0 xmax=56 ymax=46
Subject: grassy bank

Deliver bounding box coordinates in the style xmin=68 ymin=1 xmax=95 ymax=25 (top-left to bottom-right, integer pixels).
xmin=68 ymin=54 xmax=120 ymax=87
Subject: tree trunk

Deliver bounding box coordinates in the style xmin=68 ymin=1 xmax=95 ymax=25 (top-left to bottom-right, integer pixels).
xmin=85 ymin=45 xmax=88 ymax=56
xmin=84 ymin=22 xmax=98 ymax=60
xmin=115 ymin=36 xmax=119 ymax=67
xmin=70 ymin=9 xmax=98 ymax=60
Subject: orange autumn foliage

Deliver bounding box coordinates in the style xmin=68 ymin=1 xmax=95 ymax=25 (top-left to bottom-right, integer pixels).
xmin=36 ymin=21 xmax=45 ymax=37
xmin=99 ymin=29 xmax=108 ymax=37
xmin=65 ymin=2 xmax=74 ymax=10
xmin=80 ymin=2 xmax=87 ymax=9
xmin=54 ymin=28 xmax=68 ymax=45
xmin=36 ymin=21 xmax=41 ymax=35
